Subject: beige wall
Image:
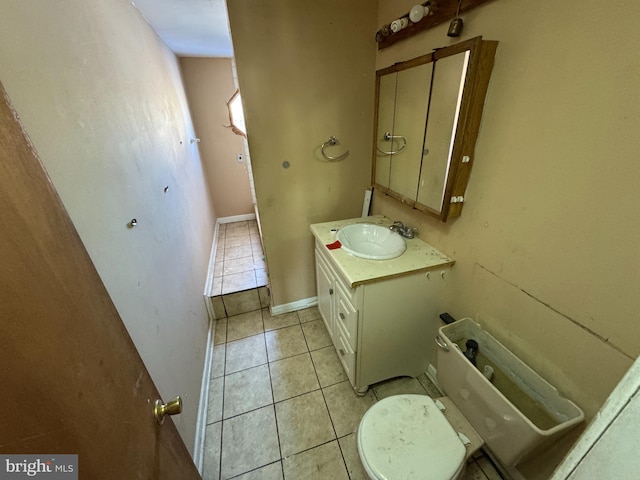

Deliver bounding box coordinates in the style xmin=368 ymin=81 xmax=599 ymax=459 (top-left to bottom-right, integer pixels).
xmin=372 ymin=0 xmax=639 ymax=476
xmin=227 ymin=0 xmax=378 ymax=307
xmin=180 ymin=57 xmax=254 ymax=218
xmin=0 ymin=0 xmax=216 ymax=451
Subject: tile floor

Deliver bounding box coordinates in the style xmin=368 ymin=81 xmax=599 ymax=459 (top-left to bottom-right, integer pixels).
xmin=211 ymin=220 xmax=267 ymax=296
xmin=202 ymin=305 xmax=505 ymax=480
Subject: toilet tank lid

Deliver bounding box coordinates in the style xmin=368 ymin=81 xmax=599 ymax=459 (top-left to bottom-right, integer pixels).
xmin=358 ymin=395 xmax=466 ymax=480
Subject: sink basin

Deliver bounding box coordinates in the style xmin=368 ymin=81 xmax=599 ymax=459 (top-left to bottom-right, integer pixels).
xmin=336 ymin=224 xmax=406 ymax=260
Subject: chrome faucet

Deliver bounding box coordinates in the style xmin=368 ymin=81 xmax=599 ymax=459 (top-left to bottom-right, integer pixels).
xmin=389 ymin=221 xmax=418 ymax=239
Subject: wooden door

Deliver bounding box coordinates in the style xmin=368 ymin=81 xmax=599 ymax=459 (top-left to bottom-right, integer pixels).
xmin=0 ymin=83 xmax=200 ymax=479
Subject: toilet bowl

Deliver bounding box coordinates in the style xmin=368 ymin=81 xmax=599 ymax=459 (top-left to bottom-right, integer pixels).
xmin=357 ymin=395 xmax=469 ymax=480
xmin=357 ymin=318 xmax=585 ymax=478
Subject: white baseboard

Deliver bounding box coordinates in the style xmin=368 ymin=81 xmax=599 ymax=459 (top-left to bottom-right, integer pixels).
xmin=218 ymin=213 xmax=256 ymax=223
xmin=192 ymin=315 xmax=215 ymax=474
xmin=270 ymin=296 xmax=318 ymax=316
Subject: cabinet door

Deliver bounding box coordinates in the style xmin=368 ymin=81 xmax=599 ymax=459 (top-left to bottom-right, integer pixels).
xmin=315 ymin=249 xmax=335 ymax=337
xmin=374 ymin=71 xmax=396 ymax=189
xmin=418 ymin=51 xmax=469 ymax=211
xmin=389 ymin=62 xmax=432 ymax=200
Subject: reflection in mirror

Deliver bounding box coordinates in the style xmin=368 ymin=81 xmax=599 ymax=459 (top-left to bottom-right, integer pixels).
xmin=389 ymin=63 xmax=432 ymax=200
xmin=417 ymin=51 xmax=469 ymax=211
xmin=227 ymin=90 xmax=247 ymax=137
xmin=375 ymin=72 xmax=397 ymax=189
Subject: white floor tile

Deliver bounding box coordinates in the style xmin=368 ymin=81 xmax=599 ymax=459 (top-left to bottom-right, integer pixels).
xmin=220 ymin=405 xmax=280 ymax=479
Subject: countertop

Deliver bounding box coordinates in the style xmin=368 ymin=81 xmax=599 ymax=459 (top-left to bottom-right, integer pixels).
xmin=310 ymin=215 xmax=455 ymax=287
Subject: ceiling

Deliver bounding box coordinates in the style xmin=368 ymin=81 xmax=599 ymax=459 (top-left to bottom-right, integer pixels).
xmin=132 ymin=0 xmax=233 ymax=57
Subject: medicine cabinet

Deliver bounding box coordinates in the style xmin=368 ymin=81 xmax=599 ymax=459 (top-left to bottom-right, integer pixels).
xmin=372 ymin=36 xmax=498 ymax=221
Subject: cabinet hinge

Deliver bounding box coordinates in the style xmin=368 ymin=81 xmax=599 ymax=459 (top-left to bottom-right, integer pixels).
xmin=450 ymin=196 xmax=464 ymax=204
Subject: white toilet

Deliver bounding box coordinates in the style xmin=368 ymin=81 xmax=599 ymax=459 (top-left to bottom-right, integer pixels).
xmin=357 ymin=395 xmax=470 ymax=480
xmin=357 ymin=318 xmax=586 ymax=480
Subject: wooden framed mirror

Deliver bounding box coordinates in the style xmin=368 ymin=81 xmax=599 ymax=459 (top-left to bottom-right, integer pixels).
xmin=371 ymin=36 xmax=498 ymax=221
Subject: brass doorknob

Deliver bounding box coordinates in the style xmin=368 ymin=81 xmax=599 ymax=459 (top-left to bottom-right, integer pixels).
xmin=154 ymin=396 xmax=182 ymax=425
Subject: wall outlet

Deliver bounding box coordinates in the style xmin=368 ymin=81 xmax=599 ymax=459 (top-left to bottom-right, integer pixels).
xmin=237 ymin=153 xmax=244 ymax=163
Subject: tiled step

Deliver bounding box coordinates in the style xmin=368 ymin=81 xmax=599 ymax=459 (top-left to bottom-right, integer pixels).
xmin=209 ymin=286 xmax=270 ymax=319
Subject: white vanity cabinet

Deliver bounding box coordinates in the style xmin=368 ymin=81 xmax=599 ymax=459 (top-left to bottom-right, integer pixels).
xmin=312 ymin=216 xmax=455 ymax=394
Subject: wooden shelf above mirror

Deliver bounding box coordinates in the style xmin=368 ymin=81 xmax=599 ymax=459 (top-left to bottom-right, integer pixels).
xmin=376 ymin=0 xmax=496 ymax=50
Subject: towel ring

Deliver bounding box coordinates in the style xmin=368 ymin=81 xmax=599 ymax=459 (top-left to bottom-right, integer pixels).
xmin=376 ymin=131 xmax=407 ymax=155
xmin=321 ymin=136 xmax=349 ymax=162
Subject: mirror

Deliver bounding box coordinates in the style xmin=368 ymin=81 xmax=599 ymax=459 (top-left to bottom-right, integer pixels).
xmin=372 ymin=36 xmax=498 ymax=221
xmin=375 ymin=59 xmax=433 ymax=201
xmin=391 ymin=63 xmax=432 ymax=200
xmin=374 ymin=72 xmax=396 ymax=189
xmin=418 ymin=51 xmax=469 ymax=211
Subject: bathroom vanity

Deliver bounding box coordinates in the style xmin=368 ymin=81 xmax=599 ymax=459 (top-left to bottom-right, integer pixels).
xmin=310 ymin=216 xmax=454 ymax=394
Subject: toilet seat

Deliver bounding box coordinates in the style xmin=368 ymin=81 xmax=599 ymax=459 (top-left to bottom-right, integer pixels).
xmin=357 ymin=395 xmax=466 ymax=480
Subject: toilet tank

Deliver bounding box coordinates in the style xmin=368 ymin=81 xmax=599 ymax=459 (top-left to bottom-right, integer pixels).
xmin=436 ymin=318 xmax=584 ymax=467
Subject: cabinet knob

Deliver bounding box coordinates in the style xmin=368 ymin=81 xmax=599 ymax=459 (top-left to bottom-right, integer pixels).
xmin=339 ymin=313 xmax=345 ymax=320
xmin=339 ymin=349 xmax=345 ymax=356
xmin=329 ymin=288 xmax=334 ymax=295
